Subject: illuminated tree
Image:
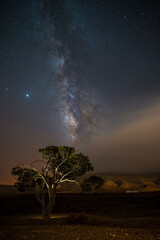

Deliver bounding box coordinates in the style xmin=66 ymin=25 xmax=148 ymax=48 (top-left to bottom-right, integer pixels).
xmin=12 ymin=146 xmax=94 ymax=220
xmin=80 ymin=175 xmax=104 ymax=193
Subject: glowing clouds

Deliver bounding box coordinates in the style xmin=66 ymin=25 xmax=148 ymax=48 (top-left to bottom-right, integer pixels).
xmin=84 ymin=101 xmax=160 ymax=173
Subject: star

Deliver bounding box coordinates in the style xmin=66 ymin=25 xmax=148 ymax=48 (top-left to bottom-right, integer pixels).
xmin=25 ymin=93 xmax=30 ymax=98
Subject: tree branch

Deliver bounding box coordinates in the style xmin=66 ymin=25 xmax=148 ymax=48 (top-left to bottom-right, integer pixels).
xmin=30 ymin=167 xmax=51 ymax=199
xmin=55 ymin=170 xmax=73 ymax=184
xmin=60 ymin=171 xmax=72 ymax=180
xmin=55 ymin=158 xmax=67 ymax=172
xmin=59 ymin=178 xmax=79 ymax=184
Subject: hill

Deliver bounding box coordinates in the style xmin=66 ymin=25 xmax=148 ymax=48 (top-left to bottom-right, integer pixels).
xmin=1 ymin=173 xmax=160 ymax=195
xmin=58 ymin=173 xmax=160 ymax=193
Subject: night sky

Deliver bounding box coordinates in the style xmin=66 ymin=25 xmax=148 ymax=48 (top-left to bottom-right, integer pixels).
xmin=0 ymin=0 xmax=160 ymax=184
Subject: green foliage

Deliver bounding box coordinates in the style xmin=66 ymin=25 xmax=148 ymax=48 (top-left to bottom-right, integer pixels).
xmin=12 ymin=146 xmax=94 ymax=190
xmin=81 ymin=175 xmax=104 ymax=192
xmin=12 ymin=146 xmax=94 ymax=219
xmin=114 ymin=179 xmax=122 ymax=187
xmin=11 ymin=167 xmax=37 ymax=191
xmin=39 ymin=145 xmax=94 ymax=180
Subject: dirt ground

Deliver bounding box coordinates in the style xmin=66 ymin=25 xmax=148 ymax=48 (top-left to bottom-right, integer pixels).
xmin=0 ymin=217 xmax=160 ymax=240
xmin=0 ymin=192 xmax=160 ymax=240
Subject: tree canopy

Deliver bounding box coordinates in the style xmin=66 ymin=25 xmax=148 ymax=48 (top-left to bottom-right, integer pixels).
xmin=12 ymin=145 xmax=94 ymax=219
xmin=80 ymin=175 xmax=104 ymax=192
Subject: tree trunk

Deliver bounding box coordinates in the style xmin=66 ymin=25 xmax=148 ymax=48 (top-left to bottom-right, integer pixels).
xmin=41 ymin=190 xmax=48 ymax=220
xmin=41 ymin=187 xmax=56 ymax=220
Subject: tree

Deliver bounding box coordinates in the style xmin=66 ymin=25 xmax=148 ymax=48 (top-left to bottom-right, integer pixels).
xmin=80 ymin=175 xmax=104 ymax=193
xmin=12 ymin=146 xmax=94 ymax=220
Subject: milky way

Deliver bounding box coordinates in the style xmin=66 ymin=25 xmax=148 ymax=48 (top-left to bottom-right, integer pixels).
xmin=0 ymin=0 xmax=160 ymax=184
xmin=36 ymin=0 xmax=102 ymax=144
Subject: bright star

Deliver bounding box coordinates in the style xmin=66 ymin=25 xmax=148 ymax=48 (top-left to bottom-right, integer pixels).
xmin=25 ymin=93 xmax=30 ymax=98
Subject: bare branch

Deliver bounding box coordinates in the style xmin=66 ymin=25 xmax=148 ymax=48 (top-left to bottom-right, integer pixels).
xmin=59 ymin=179 xmax=79 ymax=184
xmin=31 ymin=167 xmax=49 ymax=186
xmin=29 ymin=167 xmax=51 ymax=199
xmin=59 ymin=171 xmax=72 ymax=181
xmin=55 ymin=158 xmax=69 ymax=172
xmin=31 ymin=159 xmax=47 ymax=166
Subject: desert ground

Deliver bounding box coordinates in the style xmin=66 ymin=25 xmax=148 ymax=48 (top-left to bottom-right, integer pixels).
xmin=0 ymin=174 xmax=160 ymax=240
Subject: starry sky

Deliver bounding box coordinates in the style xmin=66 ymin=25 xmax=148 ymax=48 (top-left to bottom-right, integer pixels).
xmin=0 ymin=0 xmax=160 ymax=184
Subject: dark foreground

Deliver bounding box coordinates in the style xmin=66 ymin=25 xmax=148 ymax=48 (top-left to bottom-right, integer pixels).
xmin=0 ymin=192 xmax=160 ymax=240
